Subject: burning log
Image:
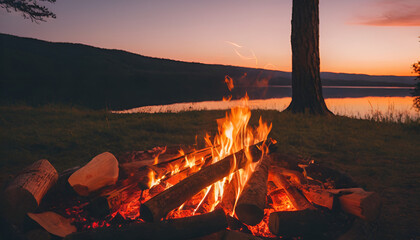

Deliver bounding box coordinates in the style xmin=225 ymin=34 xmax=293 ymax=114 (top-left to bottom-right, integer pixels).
xmin=235 ymin=156 xmax=270 ymax=226
xmin=121 ymin=147 xmax=212 ymax=174
xmin=268 ymin=209 xmax=329 ymax=238
xmin=3 ymin=159 xmax=58 ymax=223
xmin=64 ymin=209 xmax=227 ymax=240
xmin=268 ymin=171 xmax=315 ymax=211
xmin=68 ymin=152 xmax=119 ymax=196
xmin=120 ymin=149 xmax=213 ymax=190
xmin=219 ymin=174 xmax=240 ymax=215
xmin=328 ymin=188 xmax=381 ymax=221
xmin=270 ymin=165 xmax=306 ymax=185
xmin=140 ymin=142 xmax=267 ymax=222
xmin=27 ymin=211 xmax=77 ymax=237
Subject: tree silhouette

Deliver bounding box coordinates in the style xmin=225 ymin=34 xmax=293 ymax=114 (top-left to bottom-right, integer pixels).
xmin=412 ymin=61 xmax=420 ymax=110
xmin=286 ymin=0 xmax=332 ymax=115
xmin=0 ymin=0 xmax=56 ymax=22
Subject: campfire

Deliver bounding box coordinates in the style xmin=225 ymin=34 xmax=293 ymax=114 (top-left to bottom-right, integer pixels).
xmin=2 ymin=89 xmax=381 ymax=239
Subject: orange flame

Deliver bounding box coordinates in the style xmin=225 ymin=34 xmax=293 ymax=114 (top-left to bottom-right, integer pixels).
xmin=223 ymin=95 xmax=232 ymax=102
xmin=79 ymin=89 xmax=287 ymax=237
xmin=166 ymin=94 xmax=272 ymax=218
xmin=153 ymin=146 xmax=167 ymax=165
xmin=224 ymin=75 xmax=234 ymax=91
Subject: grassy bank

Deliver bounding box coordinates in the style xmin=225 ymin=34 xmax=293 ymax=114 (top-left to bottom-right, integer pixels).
xmin=0 ymin=105 xmax=419 ymax=238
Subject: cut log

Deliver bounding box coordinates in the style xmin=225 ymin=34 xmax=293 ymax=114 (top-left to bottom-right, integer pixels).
xmin=68 ymin=152 xmax=119 ymax=196
xmin=301 ymin=187 xmax=335 ymax=210
xmin=64 ymin=209 xmax=227 ymax=240
xmin=27 ymin=212 xmax=77 ymax=237
xmin=268 ymin=209 xmax=329 ymax=238
xmin=4 ymin=159 xmax=58 ymax=223
xmin=235 ymin=156 xmax=270 ymax=226
xmin=328 ymin=188 xmax=381 ymax=221
xmin=268 ymin=171 xmax=315 ymax=210
xmin=140 ymin=142 xmax=268 ymax=222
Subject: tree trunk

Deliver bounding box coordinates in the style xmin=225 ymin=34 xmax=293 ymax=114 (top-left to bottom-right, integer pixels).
xmin=286 ymin=0 xmax=332 ymax=115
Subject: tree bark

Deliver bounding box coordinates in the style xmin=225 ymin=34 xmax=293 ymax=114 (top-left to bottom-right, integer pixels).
xmin=286 ymin=0 xmax=332 ymax=115
xmin=3 ymin=159 xmax=58 ymax=223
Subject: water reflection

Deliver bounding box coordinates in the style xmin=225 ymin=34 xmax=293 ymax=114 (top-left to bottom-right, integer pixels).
xmin=240 ymin=86 xmax=414 ymax=99
xmin=115 ymin=96 xmax=419 ymax=121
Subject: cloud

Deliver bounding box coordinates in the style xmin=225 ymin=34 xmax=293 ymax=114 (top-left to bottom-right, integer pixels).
xmin=352 ymin=0 xmax=420 ymax=26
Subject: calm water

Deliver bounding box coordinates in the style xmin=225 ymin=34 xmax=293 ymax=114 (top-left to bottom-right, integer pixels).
xmin=243 ymin=85 xmax=414 ymax=99
xmin=116 ymin=86 xmax=419 ymax=121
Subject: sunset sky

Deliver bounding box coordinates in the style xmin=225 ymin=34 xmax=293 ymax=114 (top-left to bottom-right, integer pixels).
xmin=1 ymin=0 xmax=419 ymax=76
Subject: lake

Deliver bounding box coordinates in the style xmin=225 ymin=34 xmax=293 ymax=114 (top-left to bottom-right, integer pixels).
xmin=116 ymin=86 xmax=419 ymax=121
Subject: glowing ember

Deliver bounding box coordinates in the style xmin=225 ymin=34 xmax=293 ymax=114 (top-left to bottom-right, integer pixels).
xmin=62 ymin=76 xmax=301 ymax=237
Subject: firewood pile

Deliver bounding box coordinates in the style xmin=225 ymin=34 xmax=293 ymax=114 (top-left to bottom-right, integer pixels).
xmin=1 ymin=146 xmax=381 ymax=240
xmin=0 ymin=106 xmax=381 ymax=240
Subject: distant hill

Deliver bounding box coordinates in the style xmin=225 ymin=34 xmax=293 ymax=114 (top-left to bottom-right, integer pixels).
xmin=0 ymin=33 xmax=415 ymax=109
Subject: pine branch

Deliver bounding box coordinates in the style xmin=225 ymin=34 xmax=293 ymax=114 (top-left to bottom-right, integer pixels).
xmin=0 ymin=0 xmax=56 ymax=22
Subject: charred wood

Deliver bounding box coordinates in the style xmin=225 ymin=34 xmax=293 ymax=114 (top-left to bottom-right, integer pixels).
xmin=235 ymin=156 xmax=270 ymax=226
xmin=219 ymin=174 xmax=240 ymax=215
xmin=268 ymin=171 xmax=314 ymax=211
xmin=193 ymin=230 xmax=262 ymax=240
xmin=268 ymin=209 xmax=329 ymax=238
xmin=64 ymin=209 xmax=227 ymax=240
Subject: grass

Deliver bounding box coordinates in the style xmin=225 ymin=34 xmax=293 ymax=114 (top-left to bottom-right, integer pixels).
xmin=0 ymin=105 xmax=419 ymax=239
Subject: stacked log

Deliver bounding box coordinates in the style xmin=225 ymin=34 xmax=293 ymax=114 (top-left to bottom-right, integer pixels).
xmin=140 ymin=143 xmax=265 ymax=222
xmin=1 ymin=143 xmax=382 ymax=239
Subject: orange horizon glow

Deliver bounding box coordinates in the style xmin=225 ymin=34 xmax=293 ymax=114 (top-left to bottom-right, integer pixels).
xmin=1 ymin=0 xmax=419 ymax=76
xmin=142 ymin=54 xmax=415 ymax=77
